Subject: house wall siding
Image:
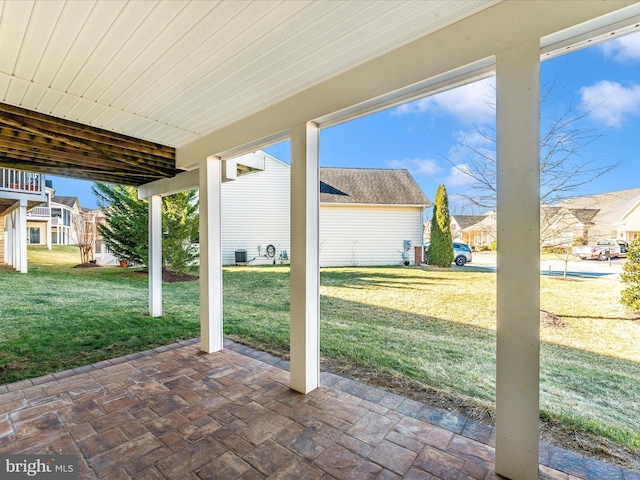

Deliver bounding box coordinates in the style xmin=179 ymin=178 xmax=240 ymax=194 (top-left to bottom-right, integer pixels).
xmin=221 ymin=155 xmax=291 ymax=265
xmin=319 ymin=205 xmax=422 ymax=267
xmin=221 ymin=154 xmax=424 ymax=267
xmin=619 ymin=204 xmax=640 ymax=242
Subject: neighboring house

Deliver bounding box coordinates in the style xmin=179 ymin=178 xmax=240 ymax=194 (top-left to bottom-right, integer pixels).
xmin=221 ymin=152 xmax=431 ymax=267
xmin=556 ymin=187 xmax=640 ymax=243
xmin=1 ymin=169 xmax=83 ymax=272
xmin=425 ymin=212 xmax=497 ymax=248
xmin=25 ymin=191 xmax=82 ymax=248
xmin=437 ymin=188 xmax=640 ymax=249
xmin=449 ymin=213 xmax=497 ymax=247
xmin=1 ymin=168 xmax=48 ymax=272
xmin=91 ymin=208 xmax=119 ymax=266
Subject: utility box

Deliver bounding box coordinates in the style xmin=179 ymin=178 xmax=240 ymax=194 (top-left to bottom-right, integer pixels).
xmin=235 ymin=249 xmax=247 ymax=264
xmin=403 ymin=240 xmax=411 ymax=250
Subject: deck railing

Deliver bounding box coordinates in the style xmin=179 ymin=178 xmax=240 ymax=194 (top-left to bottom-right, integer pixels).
xmin=0 ymin=169 xmax=43 ymax=195
xmin=27 ymin=206 xmax=51 ymax=218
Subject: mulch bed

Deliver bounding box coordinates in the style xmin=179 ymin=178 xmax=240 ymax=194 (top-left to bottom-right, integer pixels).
xmin=133 ymin=269 xmax=198 ymax=283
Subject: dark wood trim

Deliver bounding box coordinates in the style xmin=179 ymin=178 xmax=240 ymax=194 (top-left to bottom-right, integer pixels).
xmin=0 ymin=102 xmax=179 ymax=185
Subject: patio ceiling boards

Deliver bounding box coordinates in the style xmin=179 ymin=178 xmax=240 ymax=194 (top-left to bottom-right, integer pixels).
xmin=0 ymin=1 xmax=499 ymax=172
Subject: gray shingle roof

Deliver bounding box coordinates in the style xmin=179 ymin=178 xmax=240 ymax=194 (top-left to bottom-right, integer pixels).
xmin=52 ymin=196 xmax=79 ymax=208
xmin=319 ymin=168 xmax=430 ymax=206
xmin=452 ymin=215 xmax=486 ymax=229
xmin=558 ymin=187 xmax=640 ymax=233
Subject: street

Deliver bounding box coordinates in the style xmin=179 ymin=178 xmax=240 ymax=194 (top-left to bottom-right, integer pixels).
xmin=470 ymin=251 xmax=625 ymax=280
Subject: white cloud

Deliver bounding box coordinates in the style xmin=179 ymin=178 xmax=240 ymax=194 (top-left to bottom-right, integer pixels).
xmin=580 ymin=80 xmax=640 ymax=127
xmin=385 ymin=158 xmax=442 ymax=176
xmin=599 ymin=31 xmax=640 ymax=63
xmin=445 ymin=164 xmax=475 ymax=187
xmin=393 ymin=77 xmax=496 ymax=125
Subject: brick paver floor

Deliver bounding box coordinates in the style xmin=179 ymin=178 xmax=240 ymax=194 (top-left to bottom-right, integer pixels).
xmin=0 ymin=339 xmax=638 ymax=479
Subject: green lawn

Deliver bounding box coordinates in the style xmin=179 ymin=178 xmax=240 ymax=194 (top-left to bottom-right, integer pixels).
xmin=1 ymin=246 xmax=638 ymax=452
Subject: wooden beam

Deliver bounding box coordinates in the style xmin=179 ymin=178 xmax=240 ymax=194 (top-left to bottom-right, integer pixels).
xmin=0 ymin=129 xmax=175 ymax=176
xmin=0 ymin=103 xmax=174 ymax=158
xmin=0 ymin=115 xmax=175 ymax=174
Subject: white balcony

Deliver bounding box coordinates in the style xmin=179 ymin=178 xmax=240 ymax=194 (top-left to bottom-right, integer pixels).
xmin=0 ymin=169 xmax=44 ymax=195
xmin=27 ymin=206 xmax=51 ymax=218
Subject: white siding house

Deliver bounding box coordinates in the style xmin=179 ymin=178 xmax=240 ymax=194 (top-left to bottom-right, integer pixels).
xmin=221 ymin=153 xmax=291 ymax=265
xmin=221 ymin=152 xmax=431 ymax=267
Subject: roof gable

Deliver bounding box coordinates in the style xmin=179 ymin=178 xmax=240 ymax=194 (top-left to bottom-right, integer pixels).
xmin=451 ymin=215 xmax=486 ymax=229
xmin=52 ymin=196 xmax=79 ymax=208
xmin=319 ymin=168 xmax=430 ymax=206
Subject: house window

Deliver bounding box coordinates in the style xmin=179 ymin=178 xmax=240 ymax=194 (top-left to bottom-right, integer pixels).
xmin=29 ymin=227 xmax=40 ymax=244
xmin=63 ymin=209 xmax=71 ymax=226
xmin=52 ymin=232 xmax=58 ymax=244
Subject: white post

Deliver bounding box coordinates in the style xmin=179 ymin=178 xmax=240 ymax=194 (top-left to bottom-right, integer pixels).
xmin=495 ymin=40 xmax=540 ymax=480
xmin=5 ymin=213 xmax=11 ymax=265
xmin=16 ymin=200 xmax=28 ymax=273
xmin=289 ymin=122 xmax=320 ymax=394
xmin=46 ymin=219 xmax=52 ymax=250
xmin=149 ymin=195 xmax=163 ymax=317
xmin=199 ymin=156 xmax=223 ymax=353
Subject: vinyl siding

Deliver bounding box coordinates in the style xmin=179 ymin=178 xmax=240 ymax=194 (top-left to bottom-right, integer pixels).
xmin=221 ymin=155 xmax=424 ymax=266
xmin=221 ymin=155 xmax=290 ymax=265
xmin=319 ymin=205 xmax=423 ymax=267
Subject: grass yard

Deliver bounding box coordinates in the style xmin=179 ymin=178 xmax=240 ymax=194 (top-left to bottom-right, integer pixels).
xmin=1 ymin=246 xmax=639 ymax=453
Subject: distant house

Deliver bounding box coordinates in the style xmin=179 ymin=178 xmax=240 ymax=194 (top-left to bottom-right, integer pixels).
xmin=1 ymin=168 xmax=48 ymax=272
xmin=26 ymin=193 xmax=82 ymax=248
xmin=448 ymin=213 xmax=497 ymax=247
xmin=438 ymin=188 xmax=640 ymax=249
xmin=556 ymin=187 xmax=640 ymax=244
xmin=221 ymin=152 xmax=431 ymax=267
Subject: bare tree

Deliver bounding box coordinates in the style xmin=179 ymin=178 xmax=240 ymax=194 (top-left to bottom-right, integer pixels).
xmin=73 ymin=210 xmax=97 ymax=264
xmin=449 ymin=80 xmax=620 ymax=225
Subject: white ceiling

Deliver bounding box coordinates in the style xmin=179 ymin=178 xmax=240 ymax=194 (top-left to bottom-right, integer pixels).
xmin=0 ymin=0 xmax=499 ymax=149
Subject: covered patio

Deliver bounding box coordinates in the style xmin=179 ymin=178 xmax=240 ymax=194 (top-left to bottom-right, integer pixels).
xmin=2 ymin=339 xmax=635 ymax=480
xmin=2 ymin=1 xmax=640 ymax=478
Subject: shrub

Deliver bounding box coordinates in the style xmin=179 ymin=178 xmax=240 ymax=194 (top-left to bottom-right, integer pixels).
xmin=427 ymin=185 xmax=454 ymax=267
xmin=621 ymin=237 xmax=640 ymax=311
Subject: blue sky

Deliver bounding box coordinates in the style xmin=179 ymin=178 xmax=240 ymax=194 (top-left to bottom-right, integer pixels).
xmin=52 ymin=32 xmax=640 ymax=211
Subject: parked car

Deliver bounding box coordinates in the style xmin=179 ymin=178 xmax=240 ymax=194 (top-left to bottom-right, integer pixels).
xmin=423 ymin=241 xmax=473 ymax=266
xmin=572 ymin=238 xmax=626 ymax=261
xmin=617 ymin=239 xmax=629 ymax=258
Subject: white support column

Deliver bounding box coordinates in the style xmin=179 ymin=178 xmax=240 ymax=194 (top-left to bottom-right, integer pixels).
xmin=289 ymin=121 xmax=320 ymax=394
xmin=16 ymin=200 xmax=28 ymax=273
xmin=149 ymin=195 xmax=163 ymax=317
xmin=495 ymin=41 xmax=540 ymax=480
xmin=46 ymin=219 xmax=52 ymax=250
xmin=199 ymin=156 xmax=223 ymax=353
xmin=5 ymin=213 xmax=11 ymax=265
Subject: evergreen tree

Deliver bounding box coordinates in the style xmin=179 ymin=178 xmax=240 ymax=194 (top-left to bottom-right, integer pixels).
xmin=621 ymin=238 xmax=640 ymax=311
xmin=427 ymin=185 xmax=454 ymax=267
xmin=93 ymin=183 xmax=148 ymax=266
xmin=92 ymin=183 xmax=199 ymax=273
xmin=162 ymin=190 xmax=199 ymax=274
